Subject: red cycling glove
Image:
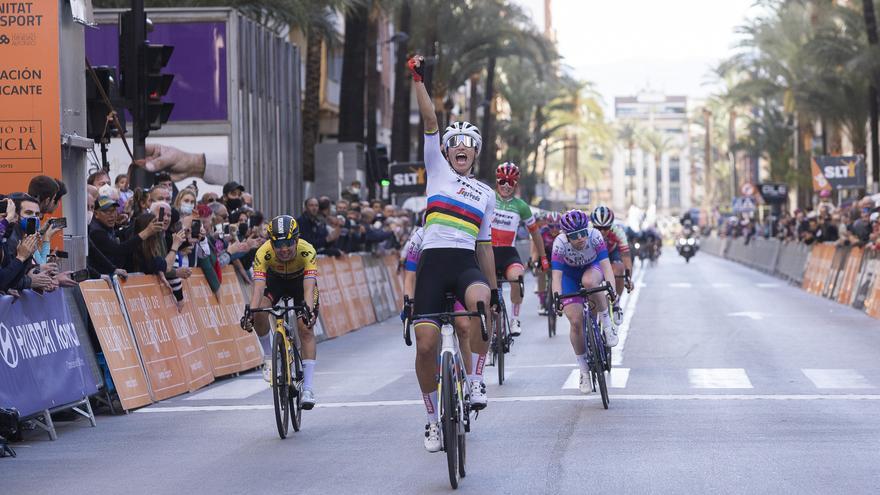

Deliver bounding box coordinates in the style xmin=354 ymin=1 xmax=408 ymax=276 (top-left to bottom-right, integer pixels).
xmin=407 ymin=56 xmax=425 ymax=83
xmin=540 ymin=256 xmax=550 ymax=272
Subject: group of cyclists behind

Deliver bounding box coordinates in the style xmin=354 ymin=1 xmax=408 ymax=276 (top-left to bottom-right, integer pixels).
xmin=238 ymin=54 xmax=639 ymax=454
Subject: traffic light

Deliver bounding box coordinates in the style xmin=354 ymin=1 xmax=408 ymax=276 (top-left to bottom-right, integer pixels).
xmin=143 ymin=43 xmax=174 ymax=131
xmin=117 ymin=10 xmax=174 ymax=137
xmin=85 ymin=66 xmax=126 ymax=142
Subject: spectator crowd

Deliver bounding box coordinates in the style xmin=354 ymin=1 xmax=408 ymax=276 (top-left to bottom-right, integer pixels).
xmin=1 ymin=173 xmax=416 ymax=303
xmin=717 ymin=190 xmax=880 ymax=251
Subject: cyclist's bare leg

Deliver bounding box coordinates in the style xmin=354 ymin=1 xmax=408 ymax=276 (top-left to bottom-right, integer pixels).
xmin=612 ymin=262 xmax=625 ymax=298
xmin=297 ymin=318 xmax=318 ymax=393
xmin=536 ymin=267 xmax=547 ymax=307
xmin=506 ymin=264 xmax=525 ymax=320
xmin=564 ymin=303 xmax=585 ymax=354
xmin=465 ymin=283 xmax=491 ymax=380
xmin=415 ymin=322 xmax=441 ymax=422
xmin=453 ymin=316 xmax=473 ymax=374
xmin=254 ymin=295 xmax=275 ymax=357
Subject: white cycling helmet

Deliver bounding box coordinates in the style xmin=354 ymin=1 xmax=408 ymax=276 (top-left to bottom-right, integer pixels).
xmin=442 ymin=121 xmax=482 ymax=155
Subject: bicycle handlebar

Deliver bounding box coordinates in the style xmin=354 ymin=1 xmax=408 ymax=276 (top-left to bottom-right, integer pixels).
xmin=402 ymin=298 xmax=489 ymax=345
xmin=557 ymin=284 xmax=613 ymax=301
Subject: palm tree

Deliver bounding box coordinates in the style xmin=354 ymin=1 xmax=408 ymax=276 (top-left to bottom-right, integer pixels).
xmin=641 ymin=130 xmax=674 ymax=210
xmin=338 ymin=3 xmax=369 ymax=143
xmin=390 ymin=0 xmax=412 ymax=163
xmin=616 ymin=121 xmax=639 ymax=207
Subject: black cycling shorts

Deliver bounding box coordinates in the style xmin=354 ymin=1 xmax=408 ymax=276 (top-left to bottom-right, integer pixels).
xmin=264 ymin=273 xmax=305 ymax=306
xmin=414 ymin=248 xmax=488 ymax=327
xmin=493 ymin=246 xmax=523 ymax=276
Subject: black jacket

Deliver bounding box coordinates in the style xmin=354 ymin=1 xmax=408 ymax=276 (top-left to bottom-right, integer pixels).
xmin=89 ymin=219 xmax=142 ymax=274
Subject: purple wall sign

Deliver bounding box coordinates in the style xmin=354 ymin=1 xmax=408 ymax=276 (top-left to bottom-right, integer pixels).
xmin=0 ymin=290 xmax=98 ymax=417
xmin=85 ymin=21 xmax=229 ymax=122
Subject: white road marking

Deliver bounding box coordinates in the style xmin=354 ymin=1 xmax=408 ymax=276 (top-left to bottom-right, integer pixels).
xmin=610 ymin=368 xmax=630 ymax=388
xmin=688 ymin=368 xmax=753 ymax=389
xmin=727 ymin=311 xmax=765 ymax=321
xmin=613 ymin=267 xmax=645 ymax=366
xmin=183 ymin=379 xmax=267 ymax=401
xmin=138 ymin=394 xmax=880 ymax=413
xmin=668 ymin=282 xmax=692 ymax=288
xmin=802 ymin=369 xmax=874 ymax=389
xmin=561 ymin=369 xmax=580 ymax=390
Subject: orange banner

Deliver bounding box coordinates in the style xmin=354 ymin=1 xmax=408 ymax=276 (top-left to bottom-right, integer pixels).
xmin=185 ymin=272 xmax=244 ymax=376
xmin=0 ymin=1 xmax=62 ymax=195
xmin=118 ymin=275 xmax=188 ymax=401
xmin=837 ymin=248 xmax=864 ymax=306
xmin=383 ymin=254 xmax=404 ymax=308
xmin=319 ymin=256 xmax=353 ymax=337
xmin=219 ymin=266 xmax=262 ymax=370
xmin=79 ymin=279 xmax=152 ymax=410
xmin=347 ymin=255 xmax=377 ymax=328
xmin=803 ymin=244 xmax=834 ymax=295
xmin=866 ymin=269 xmax=880 ymax=319
xmin=158 ymin=282 xmax=214 ymax=392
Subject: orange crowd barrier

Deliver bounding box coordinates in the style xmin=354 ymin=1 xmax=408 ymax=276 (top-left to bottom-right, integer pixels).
xmin=382 ymin=254 xmax=404 ymax=308
xmin=117 ymin=275 xmax=189 ymax=401
xmin=219 ymin=266 xmax=263 ymax=370
xmin=79 ymin=279 xmax=153 ymax=410
xmin=803 ymin=244 xmax=834 ymax=295
xmin=837 ymin=248 xmax=864 ymax=305
xmin=185 ymin=272 xmax=248 ymax=376
xmin=315 ymin=256 xmax=352 ymax=338
xmin=158 ymin=283 xmax=215 ymax=392
xmin=346 ymin=255 xmax=377 ymax=329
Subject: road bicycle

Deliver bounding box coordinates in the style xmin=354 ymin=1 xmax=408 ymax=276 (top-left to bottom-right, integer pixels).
xmin=555 ymin=284 xmax=614 ymax=409
xmin=489 ymin=274 xmax=523 ymax=385
xmin=243 ymin=298 xmax=316 ymax=439
xmin=404 ymin=294 xmax=488 ymax=489
xmin=544 ymin=270 xmax=556 ymax=338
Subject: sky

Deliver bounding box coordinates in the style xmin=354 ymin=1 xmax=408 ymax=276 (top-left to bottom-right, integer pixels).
xmin=515 ymin=0 xmax=760 ymax=113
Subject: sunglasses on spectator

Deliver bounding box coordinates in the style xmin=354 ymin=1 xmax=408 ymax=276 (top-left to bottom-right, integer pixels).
xmin=272 ymin=238 xmax=297 ymax=249
xmin=567 ymin=229 xmax=589 ymax=240
xmin=497 ymin=179 xmax=517 ymax=187
xmin=445 ymin=135 xmax=478 ymax=149
xmin=204 ymin=198 xmax=217 ymax=204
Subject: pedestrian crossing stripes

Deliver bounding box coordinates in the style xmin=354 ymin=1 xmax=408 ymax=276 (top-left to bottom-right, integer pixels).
xmin=802 ymin=369 xmax=874 ymax=389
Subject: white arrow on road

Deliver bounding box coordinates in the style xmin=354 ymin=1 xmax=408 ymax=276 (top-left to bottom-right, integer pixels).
xmin=727 ymin=311 xmax=765 ymax=321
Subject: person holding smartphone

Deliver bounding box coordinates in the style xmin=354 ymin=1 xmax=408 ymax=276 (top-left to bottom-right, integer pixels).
xmin=89 ymin=195 xmax=164 ymax=276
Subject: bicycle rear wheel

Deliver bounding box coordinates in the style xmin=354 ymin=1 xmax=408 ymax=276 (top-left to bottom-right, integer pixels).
xmin=290 ymin=342 xmax=303 ymax=432
xmin=457 ymin=374 xmax=467 ymax=479
xmin=546 ymin=288 xmax=556 ymax=338
xmin=496 ymin=303 xmax=505 ymax=386
xmin=586 ymin=317 xmax=609 ymax=409
xmin=441 ymin=352 xmax=459 ymax=489
xmin=272 ymin=332 xmax=290 ymax=438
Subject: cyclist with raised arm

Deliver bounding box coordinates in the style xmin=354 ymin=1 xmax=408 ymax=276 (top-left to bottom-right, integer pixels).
xmin=590 ymin=205 xmax=634 ymax=324
xmin=550 ymin=210 xmax=617 ymax=394
xmin=407 ymin=55 xmax=498 ymax=453
xmin=533 ymin=211 xmax=561 ymax=315
xmin=492 ymin=162 xmax=548 ymax=336
xmin=240 ymin=215 xmax=320 ymax=409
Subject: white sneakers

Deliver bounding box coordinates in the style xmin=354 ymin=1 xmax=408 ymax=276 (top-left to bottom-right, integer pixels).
xmin=604 ymin=323 xmax=619 ymax=347
xmin=510 ymin=318 xmax=522 ymax=336
xmin=612 ymin=305 xmax=623 ymax=326
xmin=579 ymin=371 xmax=592 ymax=394
xmin=262 ymin=357 xmax=272 ymax=383
xmin=301 ymin=389 xmax=316 ymax=410
xmin=470 ymin=380 xmax=487 ymax=410
xmin=424 ymin=422 xmax=442 ymax=452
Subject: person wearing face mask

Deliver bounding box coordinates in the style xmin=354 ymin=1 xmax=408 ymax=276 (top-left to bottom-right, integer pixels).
xmin=222 ymin=181 xmax=246 ymax=211
xmin=1 ymin=193 xmax=57 ymax=292
xmin=342 ymin=180 xmax=363 ymax=203
xmin=174 ymin=188 xmax=198 ymax=218
xmin=0 ymin=194 xmax=41 ymax=292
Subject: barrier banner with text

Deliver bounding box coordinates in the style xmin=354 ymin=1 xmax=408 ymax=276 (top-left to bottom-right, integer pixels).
xmin=0 ymin=290 xmax=98 ymax=417
xmin=185 ymin=273 xmax=245 ymax=376
xmin=382 ymin=254 xmax=404 ymax=308
xmin=855 ymin=250 xmax=880 ymax=317
xmin=118 ymin=276 xmax=189 ymax=401
xmin=316 ymin=255 xmax=352 ymax=338
xmin=158 ymin=284 xmax=214 ymax=392
xmin=79 ymin=279 xmax=152 ymax=410
xmin=347 ymin=255 xmax=377 ymax=328
xmin=837 ymin=248 xmax=864 ymax=306
xmin=219 ymin=266 xmax=262 ymax=369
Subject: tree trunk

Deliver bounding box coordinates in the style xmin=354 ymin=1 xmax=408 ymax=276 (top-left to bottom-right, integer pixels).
xmin=390 ymin=0 xmax=411 ymax=163
xmin=469 ymin=74 xmax=480 ymax=124
xmin=865 ymin=0 xmax=880 ymax=190
xmin=302 ymin=29 xmax=323 ymax=182
xmin=338 ymin=5 xmax=368 ymax=143
xmin=479 ymin=56 xmax=497 ymax=182
xmin=365 ymin=5 xmax=379 ymax=198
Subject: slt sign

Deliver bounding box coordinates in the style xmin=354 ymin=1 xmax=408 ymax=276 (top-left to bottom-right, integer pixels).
xmin=389 ymin=162 xmax=427 ymax=194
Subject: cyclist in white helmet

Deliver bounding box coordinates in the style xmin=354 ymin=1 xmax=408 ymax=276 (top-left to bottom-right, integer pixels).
xmin=406 ymin=55 xmax=498 ymax=453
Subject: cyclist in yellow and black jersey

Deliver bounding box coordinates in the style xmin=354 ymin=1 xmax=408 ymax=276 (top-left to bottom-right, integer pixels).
xmin=241 ymin=215 xmax=320 ymax=409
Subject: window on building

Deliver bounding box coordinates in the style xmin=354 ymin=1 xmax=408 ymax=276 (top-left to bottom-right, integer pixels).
xmin=670 ymin=186 xmax=680 ymax=206
xmin=328 ymin=48 xmax=343 ymax=82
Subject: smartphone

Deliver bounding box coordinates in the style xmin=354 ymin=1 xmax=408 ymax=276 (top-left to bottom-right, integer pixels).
xmin=71 ymin=269 xmax=90 ymax=283
xmin=0 ymin=199 xmax=7 ymax=213
xmin=238 ymin=222 xmax=248 ymax=240
xmin=158 ymin=208 xmax=166 ymax=222
xmin=50 ymin=217 xmax=67 ymax=229
xmin=25 ymin=217 xmax=37 ymax=235
xmin=223 ymin=223 xmax=231 ymax=235
xmin=191 ymin=219 xmax=202 ymax=238
xmin=53 ymin=250 xmax=69 ymax=259
xmin=249 ymin=216 xmax=259 ymax=229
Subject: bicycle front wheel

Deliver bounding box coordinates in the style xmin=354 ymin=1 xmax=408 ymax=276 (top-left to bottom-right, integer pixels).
xmin=496 ymin=307 xmax=505 ymax=386
xmin=586 ymin=317 xmax=609 ymax=409
xmin=272 ymin=332 xmax=291 ymax=438
xmin=441 ymin=352 xmax=459 ymax=489
xmin=290 ymin=342 xmax=303 ymax=432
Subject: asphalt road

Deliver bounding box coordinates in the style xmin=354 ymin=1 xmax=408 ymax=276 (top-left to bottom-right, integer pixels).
xmin=6 ymin=250 xmax=880 ymax=494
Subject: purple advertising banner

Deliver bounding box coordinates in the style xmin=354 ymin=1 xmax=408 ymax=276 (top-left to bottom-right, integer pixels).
xmin=0 ymin=290 xmax=98 ymax=417
xmin=85 ymin=21 xmax=228 ymax=122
